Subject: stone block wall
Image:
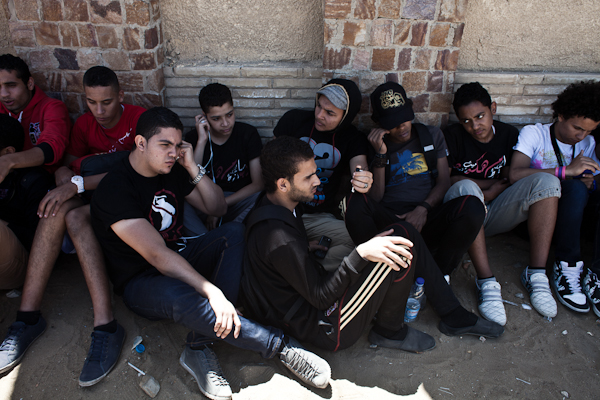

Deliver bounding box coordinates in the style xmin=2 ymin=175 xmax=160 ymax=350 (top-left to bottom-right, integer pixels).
xmin=3 ymin=0 xmax=165 ymax=117
xmin=164 ymin=64 xmax=323 ymax=139
xmin=323 ymin=0 xmax=467 ymax=130
xmin=452 ymin=72 xmax=600 ymax=130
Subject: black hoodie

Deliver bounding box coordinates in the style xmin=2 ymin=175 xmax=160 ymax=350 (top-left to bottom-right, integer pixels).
xmin=273 ymin=79 xmax=368 ymax=214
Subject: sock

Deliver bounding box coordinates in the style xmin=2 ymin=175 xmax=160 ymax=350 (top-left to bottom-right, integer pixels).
xmin=372 ymin=324 xmax=408 ymax=341
xmin=476 ymin=276 xmax=496 ymax=289
xmin=16 ymin=310 xmax=41 ymax=326
xmin=94 ymin=319 xmax=118 ymax=334
xmin=276 ymin=335 xmax=289 ymax=353
xmin=527 ymin=267 xmax=546 ymax=277
xmin=440 ymin=306 xmax=478 ymax=329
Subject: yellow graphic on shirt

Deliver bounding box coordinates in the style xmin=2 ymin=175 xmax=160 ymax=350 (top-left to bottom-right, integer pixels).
xmin=389 ymin=151 xmax=428 ymax=185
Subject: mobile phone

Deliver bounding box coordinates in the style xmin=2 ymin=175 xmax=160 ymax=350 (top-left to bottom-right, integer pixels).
xmin=314 ymin=235 xmax=332 ymax=259
xmin=575 ymin=169 xmax=593 ymax=179
xmin=351 ymin=167 xmax=363 ymax=193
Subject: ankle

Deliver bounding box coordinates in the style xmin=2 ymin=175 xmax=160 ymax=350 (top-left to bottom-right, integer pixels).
xmin=372 ymin=324 xmax=408 ymax=341
xmin=16 ymin=310 xmax=41 ymax=326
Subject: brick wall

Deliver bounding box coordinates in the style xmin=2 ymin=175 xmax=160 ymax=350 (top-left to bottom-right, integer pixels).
xmin=323 ymin=0 xmax=467 ymax=130
xmin=164 ymin=64 xmax=323 ymax=139
xmin=453 ymin=72 xmax=600 ymax=130
xmin=4 ymin=0 xmax=165 ymax=117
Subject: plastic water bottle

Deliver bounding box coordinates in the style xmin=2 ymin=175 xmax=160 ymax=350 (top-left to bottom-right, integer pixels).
xmin=404 ymin=277 xmax=425 ymax=323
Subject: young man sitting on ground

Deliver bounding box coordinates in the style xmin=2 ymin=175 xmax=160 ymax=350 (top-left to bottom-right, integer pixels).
xmin=242 ymin=136 xmax=502 ymax=358
xmin=367 ymin=81 xmax=485 ymax=312
xmin=510 ymin=81 xmax=600 ymax=317
xmin=0 ymin=114 xmax=54 ymax=291
xmin=443 ymin=82 xmax=561 ymax=324
xmin=0 ymin=54 xmax=71 ymax=183
xmin=91 ymin=107 xmax=331 ymax=400
xmin=184 ymin=83 xmax=263 ymax=233
xmin=0 ymin=66 xmax=145 ymax=386
xmin=273 ymin=79 xmax=372 ymax=271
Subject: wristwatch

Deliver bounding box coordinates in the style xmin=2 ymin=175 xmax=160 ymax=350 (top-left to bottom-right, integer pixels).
xmin=190 ymin=164 xmax=206 ymax=185
xmin=71 ymin=175 xmax=85 ymax=193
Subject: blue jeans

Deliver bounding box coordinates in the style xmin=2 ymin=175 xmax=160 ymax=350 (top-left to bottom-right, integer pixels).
xmin=122 ymin=222 xmax=283 ymax=359
xmin=555 ymin=179 xmax=589 ymax=263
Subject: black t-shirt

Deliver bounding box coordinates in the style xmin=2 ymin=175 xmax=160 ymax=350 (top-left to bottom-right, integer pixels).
xmin=444 ymin=120 xmax=519 ymax=180
xmin=274 ymin=109 xmax=368 ymax=214
xmin=91 ymin=156 xmax=195 ymax=294
xmin=185 ymin=122 xmax=262 ymax=193
xmin=0 ymin=167 xmax=53 ymax=249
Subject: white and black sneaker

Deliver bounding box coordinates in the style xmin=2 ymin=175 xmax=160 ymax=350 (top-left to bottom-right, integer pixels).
xmin=583 ymin=268 xmax=600 ymax=317
xmin=552 ymin=261 xmax=589 ymax=313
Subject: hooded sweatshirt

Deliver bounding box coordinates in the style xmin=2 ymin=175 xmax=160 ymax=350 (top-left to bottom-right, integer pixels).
xmin=0 ymin=86 xmax=71 ymax=172
xmin=273 ymin=79 xmax=368 ymax=214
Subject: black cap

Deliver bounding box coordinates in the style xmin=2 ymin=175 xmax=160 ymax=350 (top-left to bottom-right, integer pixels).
xmin=370 ymin=82 xmax=414 ymax=130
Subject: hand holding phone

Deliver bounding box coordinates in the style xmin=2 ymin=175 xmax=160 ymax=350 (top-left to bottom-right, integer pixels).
xmin=314 ymin=235 xmax=332 ymax=259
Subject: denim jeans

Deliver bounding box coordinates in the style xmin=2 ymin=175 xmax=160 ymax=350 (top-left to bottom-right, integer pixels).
xmin=122 ymin=222 xmax=283 ymax=358
xmin=555 ymin=179 xmax=589 ymax=263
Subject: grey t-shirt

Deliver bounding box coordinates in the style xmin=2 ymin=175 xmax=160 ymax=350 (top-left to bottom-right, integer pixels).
xmin=380 ymin=124 xmax=447 ymax=213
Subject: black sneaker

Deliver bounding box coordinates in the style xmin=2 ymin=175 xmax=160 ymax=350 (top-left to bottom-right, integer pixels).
xmin=584 ymin=268 xmax=600 ymax=318
xmin=552 ymin=261 xmax=589 ymax=313
xmin=368 ymin=326 xmax=436 ymax=353
xmin=0 ymin=317 xmax=47 ymax=374
xmin=278 ymin=337 xmax=331 ymax=389
xmin=179 ymin=344 xmax=232 ymax=400
xmin=78 ymin=323 xmax=125 ymax=387
xmin=439 ymin=316 xmax=504 ymax=338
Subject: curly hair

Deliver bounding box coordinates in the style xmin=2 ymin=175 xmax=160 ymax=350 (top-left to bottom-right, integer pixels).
xmin=261 ymin=136 xmax=315 ymax=194
xmin=452 ymin=82 xmax=492 ymax=114
xmin=552 ymin=80 xmax=600 ymax=121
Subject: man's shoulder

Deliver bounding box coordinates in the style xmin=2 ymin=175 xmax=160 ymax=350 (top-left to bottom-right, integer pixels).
xmin=493 ymin=120 xmax=519 ymax=137
xmin=443 ymin=122 xmax=467 ymax=138
xmin=31 ymin=87 xmax=68 ymax=113
xmin=274 ymin=109 xmax=313 ymax=137
xmin=73 ymin=111 xmax=96 ymax=129
xmin=122 ymin=104 xmax=146 ymax=119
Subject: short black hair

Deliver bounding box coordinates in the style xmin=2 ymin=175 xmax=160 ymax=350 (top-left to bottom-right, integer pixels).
xmin=552 ymin=80 xmax=600 ymax=121
xmin=0 ymin=54 xmax=31 ymax=85
xmin=261 ymin=136 xmax=315 ymax=194
xmin=136 ymin=107 xmax=183 ymax=141
xmin=198 ymin=83 xmax=233 ymax=114
xmin=452 ymin=82 xmax=492 ymax=115
xmin=83 ymin=66 xmax=120 ymax=91
xmin=0 ymin=114 xmax=25 ymax=152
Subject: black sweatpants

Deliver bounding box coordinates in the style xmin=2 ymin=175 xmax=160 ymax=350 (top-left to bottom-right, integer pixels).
xmin=343 ymin=192 xmax=462 ymax=322
xmin=312 ymin=220 xmax=415 ymax=351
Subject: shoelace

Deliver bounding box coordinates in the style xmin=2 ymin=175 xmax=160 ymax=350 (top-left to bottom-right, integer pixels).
xmin=87 ymin=332 xmax=109 ymax=362
xmin=0 ymin=325 xmax=24 ymax=351
xmin=283 ymin=347 xmax=318 ymax=380
xmin=563 ymin=267 xmax=583 ymax=293
xmin=204 ymin=349 xmax=229 ymax=387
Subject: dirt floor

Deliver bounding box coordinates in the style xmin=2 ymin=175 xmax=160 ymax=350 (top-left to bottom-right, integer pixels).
xmin=0 ymin=232 xmax=599 ymax=400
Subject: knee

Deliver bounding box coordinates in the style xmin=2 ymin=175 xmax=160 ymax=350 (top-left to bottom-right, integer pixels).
xmin=65 ymin=206 xmax=89 ymax=234
xmin=445 ymin=180 xmax=484 ymax=204
xmin=222 ymin=222 xmax=245 ymax=245
xmin=460 ymin=196 xmax=486 ymax=226
xmin=529 ymin=172 xmax=561 ymax=197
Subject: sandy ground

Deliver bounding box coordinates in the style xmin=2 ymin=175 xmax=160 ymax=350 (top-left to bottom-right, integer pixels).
xmin=1 ymin=232 xmax=599 ymax=400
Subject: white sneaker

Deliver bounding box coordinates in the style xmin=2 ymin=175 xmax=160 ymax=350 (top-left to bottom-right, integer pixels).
xmin=521 ymin=267 xmax=557 ymax=318
xmin=477 ymin=281 xmax=507 ymax=326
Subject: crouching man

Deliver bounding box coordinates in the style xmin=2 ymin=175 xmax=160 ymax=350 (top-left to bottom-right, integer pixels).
xmin=90 ymin=108 xmax=330 ymax=400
